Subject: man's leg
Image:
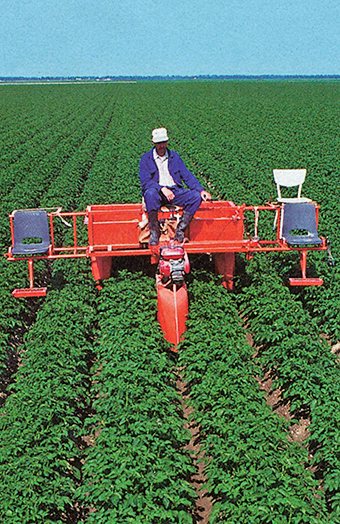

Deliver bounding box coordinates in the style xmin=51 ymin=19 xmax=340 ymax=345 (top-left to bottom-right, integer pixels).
xmin=171 ymin=188 xmax=202 ymax=242
xmin=171 ymin=188 xmax=202 ymax=215
xmin=143 ymin=188 xmax=163 ymax=246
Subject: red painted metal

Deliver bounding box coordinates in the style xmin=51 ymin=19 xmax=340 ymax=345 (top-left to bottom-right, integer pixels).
xmin=289 ymin=278 xmax=323 ymax=286
xmin=5 ymin=202 xmax=327 ymax=284
xmin=12 ymin=287 xmax=47 ymax=298
xmin=49 ymin=214 xmax=55 ymax=249
xmin=184 ymin=251 xmax=190 ymax=274
xmin=87 ymin=204 xmax=142 ymax=250
xmin=156 ymin=244 xmax=189 ymax=349
xmin=12 ymin=259 xmax=47 ymax=297
xmin=5 ymin=201 xmax=327 ymax=300
xmin=5 ymin=201 xmax=328 ymax=348
xmin=288 ymin=249 xmax=323 ymax=286
xmin=300 ymin=250 xmax=308 ymax=279
xmin=72 ymin=215 xmax=78 ymax=255
xmin=91 ymin=256 xmax=112 ymax=288
xmin=156 ymin=277 xmax=188 ymax=351
xmin=6 ymin=203 xmax=326 ymax=260
xmin=215 ymin=252 xmax=235 ymax=290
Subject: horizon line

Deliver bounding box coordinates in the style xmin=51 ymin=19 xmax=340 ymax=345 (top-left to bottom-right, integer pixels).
xmin=1 ymin=74 xmax=340 ymax=82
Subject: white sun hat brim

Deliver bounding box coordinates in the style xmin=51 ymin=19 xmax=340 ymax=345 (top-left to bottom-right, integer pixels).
xmin=152 ymin=127 xmax=169 ymax=143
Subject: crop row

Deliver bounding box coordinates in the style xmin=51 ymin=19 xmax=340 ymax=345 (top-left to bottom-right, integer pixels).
xmin=0 ymin=86 xmax=70 ymax=156
xmin=161 ymin=82 xmax=340 ymax=348
xmin=0 ymin=85 xmax=121 ymax=386
xmin=76 ymin=273 xmax=196 ymax=523
xmin=0 ymin=84 xmax=196 ymax=523
xmin=0 ymin=85 xmax=114 ymax=199
xmin=238 ymin=256 xmax=340 ymax=520
xmin=2 ymin=81 xmax=340 ymax=212
xmin=178 ymin=272 xmax=327 ymax=523
xmin=0 ymin=98 xmax=117 ymax=214
xmin=0 ymin=259 xmax=97 ymax=523
xmin=0 ymin=264 xmax=200 ymax=523
xmin=69 ymin=81 xmax=339 ymax=523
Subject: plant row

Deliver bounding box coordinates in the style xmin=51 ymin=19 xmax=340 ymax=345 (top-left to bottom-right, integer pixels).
xmin=0 ymin=85 xmax=112 ymax=200
xmin=0 ymin=85 xmax=120 ymax=384
xmin=238 ymin=256 xmax=340 ymax=520
xmin=0 ymin=259 xmax=97 ymax=523
xmin=179 ymin=272 xmax=327 ymax=523
xmin=76 ymin=272 xmax=196 ymax=523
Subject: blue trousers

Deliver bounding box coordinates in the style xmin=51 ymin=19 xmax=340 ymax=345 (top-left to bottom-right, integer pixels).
xmin=144 ymin=186 xmax=202 ymax=215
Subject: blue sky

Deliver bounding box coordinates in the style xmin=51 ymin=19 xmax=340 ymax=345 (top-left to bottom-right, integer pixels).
xmin=0 ymin=0 xmax=339 ymax=77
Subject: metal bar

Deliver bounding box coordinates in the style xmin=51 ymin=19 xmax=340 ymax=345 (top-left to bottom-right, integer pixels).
xmin=28 ymin=259 xmax=34 ymax=289
xmin=73 ymin=215 xmax=78 ymax=255
xmin=91 ymin=220 xmax=140 ymax=225
xmin=173 ymin=283 xmax=179 ymax=348
xmin=9 ymin=215 xmax=14 ymax=250
xmin=300 ymin=250 xmax=307 ymax=279
xmin=6 ymin=253 xmax=88 ymax=261
xmin=289 ymin=278 xmax=323 ymax=287
xmin=254 ymin=207 xmax=259 ymax=238
xmin=57 ymin=211 xmax=86 ymax=217
xmin=5 ymin=241 xmax=327 ymax=263
xmin=243 ymin=205 xmax=279 ymax=211
xmin=276 ymin=207 xmax=282 ymax=242
xmin=53 ymin=246 xmax=88 ymax=253
xmin=49 ymin=214 xmax=55 ymax=251
xmin=12 ymin=287 xmax=47 ymax=297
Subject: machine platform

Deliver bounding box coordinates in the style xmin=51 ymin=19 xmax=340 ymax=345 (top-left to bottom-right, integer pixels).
xmin=5 ymin=200 xmax=328 ymax=350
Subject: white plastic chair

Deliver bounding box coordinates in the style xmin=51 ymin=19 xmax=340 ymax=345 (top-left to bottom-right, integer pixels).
xmin=273 ymin=169 xmax=311 ymax=203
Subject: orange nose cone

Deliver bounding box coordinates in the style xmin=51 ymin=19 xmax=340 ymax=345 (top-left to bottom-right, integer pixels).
xmin=156 ymin=278 xmax=188 ymax=351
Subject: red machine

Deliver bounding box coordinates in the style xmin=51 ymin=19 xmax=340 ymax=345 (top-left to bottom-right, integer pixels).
xmin=5 ymin=201 xmax=328 ymax=351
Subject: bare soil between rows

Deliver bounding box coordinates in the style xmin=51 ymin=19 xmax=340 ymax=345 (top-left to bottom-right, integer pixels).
xmin=176 ymin=373 xmax=213 ymax=524
xmin=246 ymin=332 xmax=311 ymax=444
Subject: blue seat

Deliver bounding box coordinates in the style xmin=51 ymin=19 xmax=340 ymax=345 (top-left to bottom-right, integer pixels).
xmin=281 ymin=203 xmax=322 ymax=246
xmin=12 ymin=210 xmax=51 ymax=255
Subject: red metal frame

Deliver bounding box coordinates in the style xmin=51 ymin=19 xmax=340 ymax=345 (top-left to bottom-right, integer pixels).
xmin=5 ymin=201 xmax=327 ymax=296
xmin=157 ymin=278 xmax=188 ymax=351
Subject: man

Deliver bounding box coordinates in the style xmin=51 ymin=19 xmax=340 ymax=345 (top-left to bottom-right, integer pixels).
xmin=139 ymin=127 xmax=211 ymax=245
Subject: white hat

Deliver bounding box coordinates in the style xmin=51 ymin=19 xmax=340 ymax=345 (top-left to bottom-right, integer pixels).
xmin=152 ymin=127 xmax=169 ymax=143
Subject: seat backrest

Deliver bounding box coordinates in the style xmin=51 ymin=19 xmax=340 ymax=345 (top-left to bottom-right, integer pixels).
xmin=12 ymin=210 xmax=51 ymax=255
xmin=273 ymin=169 xmax=306 ymax=200
xmin=281 ymin=203 xmax=322 ymax=246
xmin=273 ymin=169 xmax=306 ymax=187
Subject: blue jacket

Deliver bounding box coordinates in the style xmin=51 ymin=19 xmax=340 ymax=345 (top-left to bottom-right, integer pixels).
xmin=139 ymin=148 xmax=204 ymax=195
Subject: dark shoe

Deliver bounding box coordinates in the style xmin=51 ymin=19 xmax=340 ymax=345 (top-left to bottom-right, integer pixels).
xmin=148 ymin=210 xmax=160 ymax=246
xmin=174 ymin=229 xmax=185 ymax=243
xmin=149 ymin=230 xmax=159 ymax=246
xmin=174 ymin=211 xmax=194 ymax=243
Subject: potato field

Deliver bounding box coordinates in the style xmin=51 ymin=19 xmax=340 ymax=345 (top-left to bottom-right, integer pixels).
xmin=1 ymin=80 xmax=340 ymax=523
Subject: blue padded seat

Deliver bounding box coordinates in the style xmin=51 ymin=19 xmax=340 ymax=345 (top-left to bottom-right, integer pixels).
xmin=281 ymin=203 xmax=322 ymax=246
xmin=12 ymin=210 xmax=51 ymax=255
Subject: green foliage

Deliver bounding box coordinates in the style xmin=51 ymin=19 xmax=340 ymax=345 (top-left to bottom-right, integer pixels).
xmin=180 ymin=273 xmax=326 ymax=523
xmin=1 ymin=80 xmax=340 ymax=522
xmin=0 ymin=278 xmax=97 ymax=522
xmin=238 ymin=259 xmax=340 ymax=518
xmin=76 ymin=273 xmax=196 ymax=523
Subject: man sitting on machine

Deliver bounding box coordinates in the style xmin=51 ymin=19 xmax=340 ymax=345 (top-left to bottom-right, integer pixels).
xmin=139 ymin=127 xmax=211 ymax=246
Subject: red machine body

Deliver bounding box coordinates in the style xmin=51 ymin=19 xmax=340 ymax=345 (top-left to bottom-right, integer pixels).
xmin=156 ymin=244 xmax=189 ymax=349
xmin=5 ymin=201 xmax=327 ymax=351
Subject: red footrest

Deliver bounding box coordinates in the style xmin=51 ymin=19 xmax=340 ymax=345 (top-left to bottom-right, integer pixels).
xmin=12 ymin=287 xmax=47 ymax=298
xmin=289 ymin=278 xmax=323 ymax=287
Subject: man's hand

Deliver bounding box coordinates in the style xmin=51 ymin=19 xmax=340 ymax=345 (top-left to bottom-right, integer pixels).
xmin=201 ymin=190 xmax=212 ymax=202
xmin=161 ymin=187 xmax=175 ymax=201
